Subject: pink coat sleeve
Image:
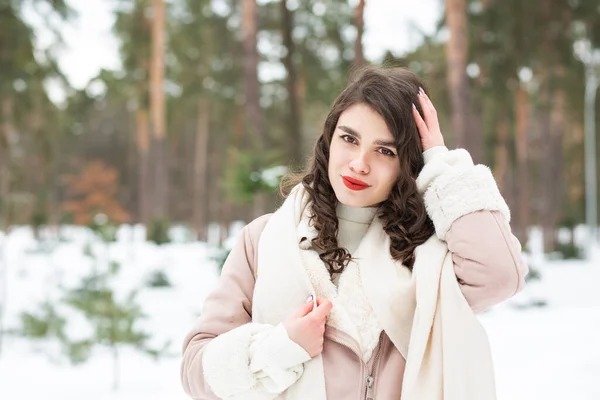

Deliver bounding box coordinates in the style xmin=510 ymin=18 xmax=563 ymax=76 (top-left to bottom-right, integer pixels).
xmin=180 ymin=214 xmax=270 ymax=399
xmin=445 ymin=210 xmax=529 ymax=312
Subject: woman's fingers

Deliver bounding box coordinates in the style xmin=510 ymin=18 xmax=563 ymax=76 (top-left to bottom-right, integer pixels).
xmin=413 ymin=88 xmax=445 ymax=151
xmin=412 ymin=103 xmax=428 ymax=139
xmin=313 ymin=299 xmax=333 ymax=320
xmin=418 ymin=87 xmax=438 ymax=129
xmin=417 ymin=88 xmax=430 ymax=129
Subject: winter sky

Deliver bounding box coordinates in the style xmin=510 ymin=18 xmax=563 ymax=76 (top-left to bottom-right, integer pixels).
xmin=23 ymin=0 xmax=441 ymax=95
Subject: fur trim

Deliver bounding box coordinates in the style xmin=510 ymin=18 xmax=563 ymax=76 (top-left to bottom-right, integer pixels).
xmin=416 ymin=149 xmax=510 ymax=239
xmin=251 ymin=324 xmax=312 ymax=371
xmin=423 ymin=145 xmax=450 ymax=164
xmin=416 ymin=148 xmax=475 ymax=192
xmin=338 ymin=263 xmax=383 ymax=361
xmin=202 ymin=323 xmax=274 ymax=399
xmin=297 ymin=216 xmax=383 ymax=362
xmin=202 ymin=323 xmax=309 ymax=399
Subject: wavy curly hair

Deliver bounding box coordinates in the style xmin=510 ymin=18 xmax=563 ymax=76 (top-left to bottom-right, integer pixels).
xmin=283 ymin=66 xmax=435 ymax=275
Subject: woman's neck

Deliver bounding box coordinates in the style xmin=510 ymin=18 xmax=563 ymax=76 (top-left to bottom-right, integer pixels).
xmin=336 ymin=203 xmax=378 ymax=224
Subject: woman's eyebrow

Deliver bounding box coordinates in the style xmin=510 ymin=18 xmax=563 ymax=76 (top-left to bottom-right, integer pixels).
xmin=338 ymin=125 xmax=395 ymax=147
xmin=338 ymin=125 xmax=361 ymax=138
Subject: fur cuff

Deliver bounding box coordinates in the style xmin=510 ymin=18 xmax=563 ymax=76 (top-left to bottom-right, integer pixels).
xmin=416 ymin=149 xmax=510 ymax=239
xmin=202 ymin=323 xmax=307 ymax=399
xmin=202 ymin=323 xmax=273 ymax=399
xmin=422 ymin=145 xmax=449 ymax=164
xmin=250 ymin=323 xmax=311 ymax=371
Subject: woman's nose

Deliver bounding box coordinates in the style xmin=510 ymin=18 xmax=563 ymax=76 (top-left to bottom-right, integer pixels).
xmin=349 ymin=152 xmax=370 ymax=175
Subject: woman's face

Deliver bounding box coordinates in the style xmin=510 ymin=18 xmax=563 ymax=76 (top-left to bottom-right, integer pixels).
xmin=328 ymin=103 xmax=401 ymax=208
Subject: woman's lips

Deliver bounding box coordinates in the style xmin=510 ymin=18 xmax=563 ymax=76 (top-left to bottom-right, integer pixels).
xmin=342 ymin=176 xmax=370 ymax=191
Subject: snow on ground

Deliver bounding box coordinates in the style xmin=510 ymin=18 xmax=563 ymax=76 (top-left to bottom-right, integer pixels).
xmin=0 ymin=225 xmax=599 ymax=400
xmin=483 ymin=260 xmax=600 ymax=400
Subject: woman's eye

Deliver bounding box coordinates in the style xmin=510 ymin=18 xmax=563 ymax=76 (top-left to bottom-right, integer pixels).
xmin=378 ymin=148 xmax=396 ymax=157
xmin=341 ymin=134 xmax=357 ymax=144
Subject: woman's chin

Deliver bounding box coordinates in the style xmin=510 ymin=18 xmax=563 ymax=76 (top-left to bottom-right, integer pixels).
xmin=334 ymin=190 xmax=373 ymax=208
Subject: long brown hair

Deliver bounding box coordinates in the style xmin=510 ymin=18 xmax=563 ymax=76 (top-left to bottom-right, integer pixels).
xmin=282 ymin=66 xmax=435 ymax=275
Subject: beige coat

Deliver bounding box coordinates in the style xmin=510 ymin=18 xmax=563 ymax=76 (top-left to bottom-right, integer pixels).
xmin=181 ymin=148 xmax=528 ymax=400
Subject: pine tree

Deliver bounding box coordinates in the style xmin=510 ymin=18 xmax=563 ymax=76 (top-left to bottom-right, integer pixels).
xmin=19 ymin=216 xmax=166 ymax=391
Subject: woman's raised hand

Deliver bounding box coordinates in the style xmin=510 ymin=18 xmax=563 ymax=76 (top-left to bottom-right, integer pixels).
xmin=412 ymin=88 xmax=445 ymax=151
xmin=283 ymin=296 xmax=333 ymax=358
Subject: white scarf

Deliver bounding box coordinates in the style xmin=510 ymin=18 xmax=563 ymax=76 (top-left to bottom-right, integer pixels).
xmin=253 ymin=185 xmax=497 ymax=400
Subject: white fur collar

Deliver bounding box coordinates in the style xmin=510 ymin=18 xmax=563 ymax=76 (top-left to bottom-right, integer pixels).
xmin=278 ymin=185 xmax=415 ymax=362
xmin=297 ymin=212 xmax=386 ymax=361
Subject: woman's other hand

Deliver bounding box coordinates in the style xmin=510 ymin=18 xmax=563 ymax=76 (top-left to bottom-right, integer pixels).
xmin=283 ymin=297 xmax=333 ymax=358
xmin=412 ymin=88 xmax=445 ymax=151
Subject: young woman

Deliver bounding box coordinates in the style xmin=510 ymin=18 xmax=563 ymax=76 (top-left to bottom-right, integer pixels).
xmin=181 ymin=67 xmax=528 ymax=400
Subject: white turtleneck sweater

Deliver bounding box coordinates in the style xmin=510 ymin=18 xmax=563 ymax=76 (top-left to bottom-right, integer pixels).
xmin=336 ymin=203 xmax=378 ymax=253
xmin=332 ymin=203 xmax=378 ymax=285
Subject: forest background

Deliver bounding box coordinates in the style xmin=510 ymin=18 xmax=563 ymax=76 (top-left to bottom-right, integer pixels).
xmin=2 ymin=0 xmax=600 ymax=257
xmin=2 ymin=1 xmax=600 ymax=398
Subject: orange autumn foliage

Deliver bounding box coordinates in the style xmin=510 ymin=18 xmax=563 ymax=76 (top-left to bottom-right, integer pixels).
xmin=62 ymin=161 xmax=131 ymax=225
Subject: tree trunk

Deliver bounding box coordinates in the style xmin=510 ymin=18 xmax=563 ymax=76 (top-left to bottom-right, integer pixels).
xmin=547 ymin=82 xmax=566 ymax=252
xmin=538 ymin=75 xmax=566 ymax=253
xmin=494 ymin=110 xmax=510 ymax=194
xmin=192 ymin=99 xmax=210 ymax=241
xmin=209 ymin=122 xmax=228 ymax=246
xmin=514 ymin=85 xmax=530 ymax=244
xmin=537 ymin=0 xmax=569 ymax=253
xmin=281 ymin=0 xmax=303 ymax=169
xmin=150 ymin=0 xmax=168 ymax=219
xmin=0 ymin=95 xmax=15 ymax=228
xmin=445 ymin=0 xmax=482 ymax=163
xmin=564 ymin=121 xmax=585 ymax=231
xmin=136 ymin=109 xmax=150 ymax=224
xmin=242 ymin=0 xmax=263 ymax=149
xmin=353 ymin=0 xmax=366 ymax=68
xmin=242 ymin=0 xmax=266 ymax=217
xmin=537 ymin=98 xmax=553 ymax=251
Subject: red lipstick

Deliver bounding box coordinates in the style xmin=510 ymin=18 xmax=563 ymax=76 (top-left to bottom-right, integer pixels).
xmin=342 ymin=176 xmax=370 ymax=191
